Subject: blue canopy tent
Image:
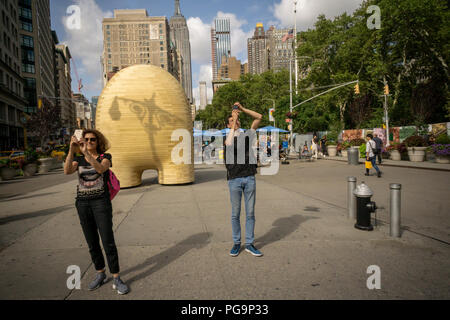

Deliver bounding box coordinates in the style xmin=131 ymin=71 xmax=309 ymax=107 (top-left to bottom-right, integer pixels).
xmin=256 ymin=126 xmax=289 ymax=133
xmin=220 ymin=128 xmax=246 ymax=135
xmin=193 ymin=129 xmax=223 ymax=137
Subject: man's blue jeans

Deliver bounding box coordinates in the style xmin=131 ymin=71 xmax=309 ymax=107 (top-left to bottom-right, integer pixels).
xmin=228 ymin=175 xmax=256 ymax=245
xmin=369 ymin=156 xmax=380 ymax=173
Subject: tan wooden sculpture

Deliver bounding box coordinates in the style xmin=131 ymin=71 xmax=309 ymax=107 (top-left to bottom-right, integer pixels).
xmin=96 ymin=65 xmax=194 ymax=188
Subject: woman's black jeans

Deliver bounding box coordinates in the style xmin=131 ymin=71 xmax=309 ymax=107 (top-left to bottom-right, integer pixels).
xmin=75 ymin=197 xmax=120 ymax=274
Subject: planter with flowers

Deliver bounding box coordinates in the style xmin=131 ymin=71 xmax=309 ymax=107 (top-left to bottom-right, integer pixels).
xmin=339 ymin=141 xmax=351 ymax=158
xmin=429 ymin=144 xmax=450 ymax=164
xmin=386 ymin=143 xmax=402 ymax=160
xmin=23 ymin=148 xmax=39 ymax=177
xmin=0 ymin=159 xmax=20 ymax=180
xmin=37 ymin=151 xmax=54 ymax=174
xmin=404 ymin=136 xmax=427 ymax=162
xmin=325 ymin=132 xmax=339 ymax=157
xmin=326 ymin=141 xmax=337 ymax=156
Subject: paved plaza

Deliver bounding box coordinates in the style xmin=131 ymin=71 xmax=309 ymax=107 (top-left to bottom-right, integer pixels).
xmin=0 ymin=160 xmax=449 ymax=299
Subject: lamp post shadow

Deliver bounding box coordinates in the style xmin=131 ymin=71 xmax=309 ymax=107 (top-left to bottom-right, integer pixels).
xmin=255 ymin=214 xmax=319 ymax=250
xmin=119 ymin=232 xmax=212 ymax=287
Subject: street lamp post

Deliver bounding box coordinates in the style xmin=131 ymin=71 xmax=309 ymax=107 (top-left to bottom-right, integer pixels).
xmin=289 ymin=58 xmax=294 ymax=154
xmin=294 ymin=0 xmax=298 ymax=95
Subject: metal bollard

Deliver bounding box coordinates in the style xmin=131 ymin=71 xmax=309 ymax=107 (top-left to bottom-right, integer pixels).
xmin=390 ymin=183 xmax=402 ymax=237
xmin=348 ymin=177 xmax=357 ymax=220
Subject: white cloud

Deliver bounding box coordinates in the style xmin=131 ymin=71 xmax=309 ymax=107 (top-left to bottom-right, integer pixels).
xmin=62 ymin=0 xmax=112 ymax=94
xmin=273 ymin=0 xmax=363 ymax=31
xmin=187 ymin=17 xmax=212 ymax=65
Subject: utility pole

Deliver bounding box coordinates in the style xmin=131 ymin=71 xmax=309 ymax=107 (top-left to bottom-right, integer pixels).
xmin=294 ymin=0 xmax=298 ymax=95
xmin=383 ymin=77 xmax=390 ymax=147
xmin=289 ymin=58 xmax=294 ymax=154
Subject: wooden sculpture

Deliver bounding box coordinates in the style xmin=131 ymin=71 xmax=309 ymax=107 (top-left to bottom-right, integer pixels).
xmin=96 ymin=65 xmax=194 ymax=188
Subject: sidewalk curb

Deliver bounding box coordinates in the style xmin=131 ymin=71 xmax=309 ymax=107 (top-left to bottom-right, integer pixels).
xmin=321 ymin=157 xmax=450 ymax=172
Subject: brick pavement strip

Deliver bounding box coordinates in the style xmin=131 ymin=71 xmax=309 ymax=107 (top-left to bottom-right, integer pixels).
xmin=0 ymin=164 xmax=449 ymax=299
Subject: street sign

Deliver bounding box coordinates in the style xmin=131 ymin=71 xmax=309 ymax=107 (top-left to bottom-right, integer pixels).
xmin=269 ymin=108 xmax=275 ymax=122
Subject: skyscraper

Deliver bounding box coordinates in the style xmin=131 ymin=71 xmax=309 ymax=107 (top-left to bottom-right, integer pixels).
xmin=54 ymin=42 xmax=76 ymax=137
xmin=199 ymin=81 xmax=207 ymax=110
xmin=247 ymin=23 xmax=268 ymax=74
xmin=102 ymin=10 xmax=177 ymax=86
xmin=266 ymin=26 xmax=295 ymax=72
xmin=210 ymin=28 xmax=217 ymax=80
xmin=170 ymin=0 xmax=193 ymax=104
xmin=0 ymin=0 xmax=27 ymax=149
xmin=19 ymin=0 xmax=56 ymax=113
xmin=211 ymin=18 xmax=231 ymax=80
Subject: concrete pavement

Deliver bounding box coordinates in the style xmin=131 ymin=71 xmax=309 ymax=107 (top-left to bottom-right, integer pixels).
xmin=0 ymin=162 xmax=449 ymax=299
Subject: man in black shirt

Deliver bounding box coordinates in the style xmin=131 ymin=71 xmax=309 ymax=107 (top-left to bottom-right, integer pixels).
xmin=373 ymin=133 xmax=383 ymax=164
xmin=225 ymin=102 xmax=263 ymax=257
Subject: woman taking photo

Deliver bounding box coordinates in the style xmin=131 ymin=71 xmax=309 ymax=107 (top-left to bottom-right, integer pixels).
xmin=64 ymin=129 xmax=129 ymax=295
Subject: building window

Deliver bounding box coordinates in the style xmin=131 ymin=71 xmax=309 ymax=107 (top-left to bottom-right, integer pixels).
xmin=161 ymin=64 xmax=164 ymax=68
xmin=21 ymin=21 xmax=32 ymax=32
xmin=21 ymin=35 xmax=33 ymax=47
xmin=0 ymin=103 xmax=6 ymax=121
xmin=8 ymin=106 xmax=15 ymax=123
xmin=21 ymin=48 xmax=34 ymax=63
xmin=19 ymin=7 xmax=32 ymax=20
xmin=22 ymin=63 xmax=35 ymax=73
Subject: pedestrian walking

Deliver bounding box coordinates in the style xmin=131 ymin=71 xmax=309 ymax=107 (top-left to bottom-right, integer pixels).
xmin=64 ymin=129 xmax=129 ymax=294
xmin=311 ymin=136 xmax=318 ymax=159
xmin=320 ymin=135 xmax=328 ymax=157
xmin=225 ymin=102 xmax=263 ymax=257
xmin=373 ymin=133 xmax=383 ymax=164
xmin=365 ymin=133 xmax=382 ymax=178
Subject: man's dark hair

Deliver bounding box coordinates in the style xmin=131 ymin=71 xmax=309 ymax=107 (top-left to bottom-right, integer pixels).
xmin=367 ymin=133 xmax=373 ymax=139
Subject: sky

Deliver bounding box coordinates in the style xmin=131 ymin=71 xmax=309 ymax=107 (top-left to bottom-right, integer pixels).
xmin=50 ymin=0 xmax=364 ymax=106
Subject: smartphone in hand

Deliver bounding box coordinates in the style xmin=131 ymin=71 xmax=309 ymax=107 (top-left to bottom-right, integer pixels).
xmin=74 ymin=129 xmax=83 ymax=142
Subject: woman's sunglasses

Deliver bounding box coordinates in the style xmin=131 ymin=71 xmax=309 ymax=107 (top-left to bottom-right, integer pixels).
xmin=85 ymin=138 xmax=97 ymax=142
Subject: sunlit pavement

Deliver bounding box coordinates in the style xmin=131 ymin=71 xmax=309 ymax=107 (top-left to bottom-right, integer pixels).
xmin=0 ymin=161 xmax=449 ymax=299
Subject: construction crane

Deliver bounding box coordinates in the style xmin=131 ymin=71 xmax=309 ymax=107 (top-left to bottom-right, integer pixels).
xmin=71 ymin=57 xmax=83 ymax=93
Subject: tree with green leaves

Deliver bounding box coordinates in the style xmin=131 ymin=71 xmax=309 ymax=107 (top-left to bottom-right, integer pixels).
xmin=24 ymin=98 xmax=62 ymax=149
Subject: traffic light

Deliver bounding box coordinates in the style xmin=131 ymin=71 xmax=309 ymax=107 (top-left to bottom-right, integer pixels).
xmin=354 ymin=83 xmax=360 ymax=94
xmin=38 ymin=98 xmax=42 ymax=109
xmin=384 ymin=84 xmax=389 ymax=95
